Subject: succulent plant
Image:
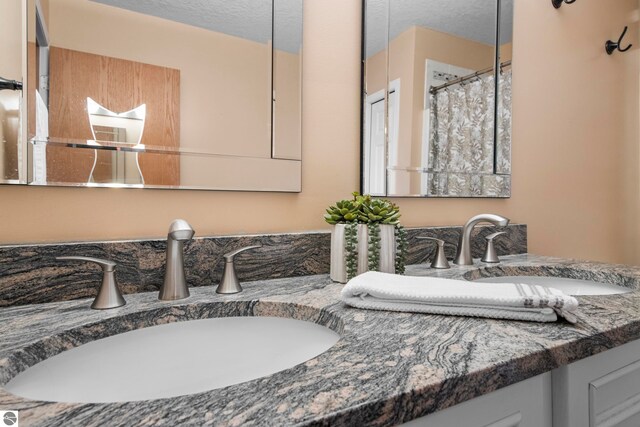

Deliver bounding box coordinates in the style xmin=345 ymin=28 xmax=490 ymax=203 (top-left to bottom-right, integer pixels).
xmin=324 ymin=192 xmax=401 ymax=225
xmin=324 ymin=198 xmax=362 ymax=224
xmin=325 ymin=192 xmax=407 ymax=278
xmin=361 ymin=198 xmax=401 ymax=225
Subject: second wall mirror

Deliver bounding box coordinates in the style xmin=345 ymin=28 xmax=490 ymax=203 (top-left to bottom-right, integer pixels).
xmin=361 ymin=0 xmax=514 ymax=198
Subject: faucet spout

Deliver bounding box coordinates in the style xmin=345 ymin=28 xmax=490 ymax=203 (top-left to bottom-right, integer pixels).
xmin=167 ymin=219 xmax=195 ymax=241
xmin=453 ymin=214 xmax=509 ymax=266
xmin=159 ymin=219 xmax=195 ymax=301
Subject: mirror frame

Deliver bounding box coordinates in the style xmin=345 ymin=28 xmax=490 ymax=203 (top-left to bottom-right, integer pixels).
xmin=359 ymin=0 xmax=512 ymax=198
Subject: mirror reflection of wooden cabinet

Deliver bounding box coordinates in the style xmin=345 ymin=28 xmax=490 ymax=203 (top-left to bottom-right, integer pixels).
xmin=47 ymin=47 xmax=180 ymax=186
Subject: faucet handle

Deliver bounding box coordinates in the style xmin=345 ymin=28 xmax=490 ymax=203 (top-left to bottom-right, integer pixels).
xmin=416 ymin=237 xmax=450 ymax=269
xmin=56 ymin=256 xmax=116 ymax=270
xmin=218 ymin=245 xmax=262 ymax=294
xmin=56 ymin=256 xmax=125 ymax=309
xmin=223 ymin=245 xmax=262 ymax=262
xmin=481 ymin=231 xmax=507 ymax=264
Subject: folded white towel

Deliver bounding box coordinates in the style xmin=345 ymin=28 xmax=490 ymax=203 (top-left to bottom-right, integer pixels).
xmin=341 ymin=272 xmax=579 ymax=323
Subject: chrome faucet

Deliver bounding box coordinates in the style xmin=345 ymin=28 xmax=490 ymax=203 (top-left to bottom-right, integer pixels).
xmin=158 ymin=219 xmax=195 ymax=301
xmin=453 ymin=214 xmax=510 ymax=266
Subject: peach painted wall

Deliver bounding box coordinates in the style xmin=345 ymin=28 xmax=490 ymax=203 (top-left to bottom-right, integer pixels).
xmin=0 ymin=0 xmax=638 ymax=267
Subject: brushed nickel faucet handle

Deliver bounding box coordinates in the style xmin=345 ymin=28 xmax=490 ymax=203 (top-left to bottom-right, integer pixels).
xmin=481 ymin=231 xmax=508 ymax=264
xmin=416 ymin=237 xmax=450 ymax=269
xmin=56 ymin=256 xmax=126 ymax=309
xmin=217 ymin=245 xmax=262 ymax=294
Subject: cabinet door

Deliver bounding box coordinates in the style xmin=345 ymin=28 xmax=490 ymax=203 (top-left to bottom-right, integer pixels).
xmin=401 ymin=373 xmax=552 ymax=427
xmin=589 ymin=358 xmax=640 ymax=427
xmin=553 ymin=339 xmax=640 ymax=427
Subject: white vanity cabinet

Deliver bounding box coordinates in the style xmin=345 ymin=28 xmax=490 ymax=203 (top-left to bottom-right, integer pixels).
xmin=553 ymin=339 xmax=640 ymax=427
xmin=402 ymin=372 xmax=553 ymax=427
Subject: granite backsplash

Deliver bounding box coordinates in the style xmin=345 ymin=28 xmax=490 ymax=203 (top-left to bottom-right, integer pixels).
xmin=0 ymin=224 xmax=526 ymax=306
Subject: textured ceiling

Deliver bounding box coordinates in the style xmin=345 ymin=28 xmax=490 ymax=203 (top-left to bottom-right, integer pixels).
xmin=366 ymin=0 xmax=514 ymax=57
xmin=90 ymin=0 xmax=303 ymax=53
xmin=90 ymin=0 xmax=512 ymax=58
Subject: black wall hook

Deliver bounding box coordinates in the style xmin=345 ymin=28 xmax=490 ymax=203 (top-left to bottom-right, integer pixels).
xmin=606 ymin=26 xmax=633 ymax=55
xmin=552 ymin=0 xmax=576 ymax=9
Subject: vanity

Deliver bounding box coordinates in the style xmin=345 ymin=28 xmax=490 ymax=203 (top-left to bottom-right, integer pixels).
xmin=1 ymin=0 xmax=639 ymax=425
xmin=1 ymin=239 xmax=640 ymax=426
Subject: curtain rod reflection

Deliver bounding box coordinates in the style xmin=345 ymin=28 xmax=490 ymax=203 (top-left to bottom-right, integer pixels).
xmin=429 ymin=60 xmax=512 ymax=95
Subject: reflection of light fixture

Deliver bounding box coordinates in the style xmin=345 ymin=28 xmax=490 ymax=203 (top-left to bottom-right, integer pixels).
xmin=86 ymin=97 xmax=147 ymax=185
xmin=87 ymin=98 xmax=146 ymax=122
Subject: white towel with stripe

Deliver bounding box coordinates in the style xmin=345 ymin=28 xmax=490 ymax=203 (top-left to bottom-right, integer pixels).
xmin=341 ymin=272 xmax=579 ymax=323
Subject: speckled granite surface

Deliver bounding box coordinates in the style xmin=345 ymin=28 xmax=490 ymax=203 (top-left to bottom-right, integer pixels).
xmin=0 ymin=225 xmax=526 ymax=307
xmin=1 ymin=253 xmax=639 ymax=426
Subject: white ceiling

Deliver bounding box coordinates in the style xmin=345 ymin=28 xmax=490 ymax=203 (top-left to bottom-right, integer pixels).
xmin=90 ymin=0 xmax=303 ymax=53
xmin=366 ymin=0 xmax=514 ymax=57
xmin=90 ymin=0 xmax=513 ymax=58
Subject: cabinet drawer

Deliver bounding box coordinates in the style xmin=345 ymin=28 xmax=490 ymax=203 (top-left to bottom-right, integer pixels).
xmin=589 ymin=359 xmax=640 ymax=427
xmin=553 ymin=339 xmax=640 ymax=427
xmin=401 ymin=373 xmax=551 ymax=427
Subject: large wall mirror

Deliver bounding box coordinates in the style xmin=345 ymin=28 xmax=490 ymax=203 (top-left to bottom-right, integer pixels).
xmin=361 ymin=0 xmax=513 ymax=198
xmin=0 ymin=0 xmax=302 ymax=191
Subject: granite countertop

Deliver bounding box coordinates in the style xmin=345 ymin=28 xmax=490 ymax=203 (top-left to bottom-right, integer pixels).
xmin=1 ymin=254 xmax=640 ymax=426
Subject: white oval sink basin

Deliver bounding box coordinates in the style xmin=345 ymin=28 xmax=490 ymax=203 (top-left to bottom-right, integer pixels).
xmin=5 ymin=316 xmax=340 ymax=403
xmin=474 ymin=275 xmax=632 ymax=296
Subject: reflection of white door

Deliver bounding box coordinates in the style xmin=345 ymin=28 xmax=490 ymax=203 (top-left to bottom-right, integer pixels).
xmin=365 ymin=97 xmax=386 ymax=195
xmin=387 ymin=89 xmax=398 ymax=194
xmin=363 ymin=80 xmax=400 ymax=196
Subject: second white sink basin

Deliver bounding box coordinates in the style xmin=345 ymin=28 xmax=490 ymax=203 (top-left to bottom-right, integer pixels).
xmin=474 ymin=275 xmax=632 ymax=296
xmin=4 ymin=316 xmax=340 ymax=403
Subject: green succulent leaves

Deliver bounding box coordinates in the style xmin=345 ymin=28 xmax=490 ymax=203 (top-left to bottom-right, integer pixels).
xmin=324 ymin=200 xmax=359 ymax=224
xmin=324 ymin=192 xmax=401 ymax=225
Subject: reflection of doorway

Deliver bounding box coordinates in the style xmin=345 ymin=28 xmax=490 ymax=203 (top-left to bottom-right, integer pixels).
xmin=32 ymin=0 xmax=50 ymax=184
xmin=35 ymin=2 xmax=49 ymax=109
xmin=363 ymin=79 xmax=400 ymax=196
xmin=364 ymin=89 xmax=385 ymax=196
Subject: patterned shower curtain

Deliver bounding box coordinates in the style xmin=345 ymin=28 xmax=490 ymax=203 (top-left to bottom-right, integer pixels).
xmin=426 ymin=70 xmax=512 ymax=197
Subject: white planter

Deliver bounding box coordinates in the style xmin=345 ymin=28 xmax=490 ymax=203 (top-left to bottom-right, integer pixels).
xmin=330 ymin=224 xmax=397 ymax=283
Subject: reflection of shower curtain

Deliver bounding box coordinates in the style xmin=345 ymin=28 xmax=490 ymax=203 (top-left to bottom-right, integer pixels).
xmin=427 ymin=70 xmax=512 ymax=197
xmin=496 ymin=70 xmax=512 ymax=176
